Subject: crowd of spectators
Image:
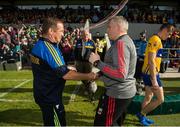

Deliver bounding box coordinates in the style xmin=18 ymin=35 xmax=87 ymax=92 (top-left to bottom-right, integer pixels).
xmin=0 ymin=5 xmax=179 ymax=69
xmin=0 ymin=5 xmax=179 ymax=24
xmin=1 ymin=23 xmax=179 ymax=69
xmin=0 ymin=6 xmax=112 ymax=24
xmin=124 ymin=6 xmax=179 ymax=24
xmin=0 ymin=25 xmax=40 ymax=64
xmin=164 ymin=31 xmax=180 ymax=68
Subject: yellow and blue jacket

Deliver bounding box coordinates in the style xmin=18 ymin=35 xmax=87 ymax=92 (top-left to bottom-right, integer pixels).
xmin=30 ymin=37 xmax=69 ymax=104
xmin=142 ymin=35 xmax=163 ymax=75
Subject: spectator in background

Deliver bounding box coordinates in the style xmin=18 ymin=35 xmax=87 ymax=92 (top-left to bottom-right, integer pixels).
xmin=96 ymin=38 xmax=106 ymax=61
xmin=0 ymin=26 xmax=11 ymax=44
xmin=138 ymin=30 xmax=147 ymax=59
xmin=60 ymin=38 xmax=72 ymax=64
xmin=135 ymin=31 xmax=148 ymax=95
xmin=92 ymin=13 xmax=99 ymax=23
xmin=74 ymin=30 xmax=97 ymax=100
xmin=167 ymin=15 xmax=174 ymax=25
xmin=169 ymin=44 xmax=177 ymax=67
xmin=177 ymin=44 xmax=180 ymax=72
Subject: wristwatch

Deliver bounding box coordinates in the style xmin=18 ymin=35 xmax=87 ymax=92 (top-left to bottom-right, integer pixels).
xmin=93 ymin=60 xmax=100 ymax=67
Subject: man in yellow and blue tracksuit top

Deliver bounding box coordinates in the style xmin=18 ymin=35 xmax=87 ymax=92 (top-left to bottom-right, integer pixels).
xmin=31 ymin=18 xmax=97 ymax=126
xmin=31 ymin=36 xmax=68 ymax=126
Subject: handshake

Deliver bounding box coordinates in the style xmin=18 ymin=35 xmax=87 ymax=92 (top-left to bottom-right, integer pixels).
xmin=87 ymin=71 xmax=102 ymax=81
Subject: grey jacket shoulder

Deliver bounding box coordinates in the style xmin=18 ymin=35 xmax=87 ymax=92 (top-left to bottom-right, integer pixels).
xmin=98 ymin=34 xmax=137 ymax=99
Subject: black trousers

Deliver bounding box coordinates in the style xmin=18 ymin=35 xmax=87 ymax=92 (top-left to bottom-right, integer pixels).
xmin=94 ymin=93 xmax=132 ymax=126
xmin=38 ymin=103 xmax=66 ymax=126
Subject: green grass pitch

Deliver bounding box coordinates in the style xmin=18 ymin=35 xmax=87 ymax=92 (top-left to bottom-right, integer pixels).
xmin=0 ymin=70 xmax=180 ymax=126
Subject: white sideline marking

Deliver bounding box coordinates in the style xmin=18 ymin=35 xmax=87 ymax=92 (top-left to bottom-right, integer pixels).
xmin=0 ymin=99 xmax=32 ymax=102
xmin=0 ymin=79 xmax=31 ymax=82
xmin=0 ymin=79 xmax=31 ymax=98
xmin=69 ymin=81 xmax=81 ymax=102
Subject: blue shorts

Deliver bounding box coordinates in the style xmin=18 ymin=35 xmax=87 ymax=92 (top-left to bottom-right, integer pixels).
xmin=142 ymin=74 xmax=163 ymax=87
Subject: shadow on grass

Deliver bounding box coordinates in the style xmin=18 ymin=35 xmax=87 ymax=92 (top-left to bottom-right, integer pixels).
xmin=66 ymin=111 xmax=94 ymax=126
xmin=0 ymin=109 xmax=93 ymax=126
xmin=0 ymin=88 xmax=32 ymax=93
xmin=0 ymin=109 xmax=42 ymax=126
xmin=124 ymin=117 xmax=141 ymax=126
xmin=164 ymin=87 xmax=180 ymax=95
xmin=63 ymin=84 xmax=105 ymax=105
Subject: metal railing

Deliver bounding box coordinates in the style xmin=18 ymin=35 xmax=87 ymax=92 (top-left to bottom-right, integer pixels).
xmin=162 ymin=48 xmax=180 ymax=60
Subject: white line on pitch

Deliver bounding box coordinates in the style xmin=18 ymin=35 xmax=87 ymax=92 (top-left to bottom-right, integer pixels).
xmin=0 ymin=79 xmax=31 ymax=82
xmin=0 ymin=99 xmax=32 ymax=102
xmin=69 ymin=81 xmax=82 ymax=102
xmin=0 ymin=79 xmax=31 ymax=98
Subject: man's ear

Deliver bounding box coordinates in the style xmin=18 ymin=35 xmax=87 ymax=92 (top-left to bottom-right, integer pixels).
xmin=48 ymin=28 xmax=53 ymax=35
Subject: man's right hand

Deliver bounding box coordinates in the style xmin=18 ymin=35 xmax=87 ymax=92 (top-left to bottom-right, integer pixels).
xmin=88 ymin=72 xmax=99 ymax=80
xmin=89 ymin=52 xmax=100 ymax=64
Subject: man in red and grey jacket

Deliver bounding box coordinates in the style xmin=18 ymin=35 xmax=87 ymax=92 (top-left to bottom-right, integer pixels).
xmin=89 ymin=16 xmax=137 ymax=126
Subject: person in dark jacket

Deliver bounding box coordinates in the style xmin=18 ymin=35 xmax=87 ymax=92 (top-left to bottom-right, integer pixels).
xmin=74 ymin=30 xmax=97 ymax=100
xmin=30 ymin=17 xmax=97 ymax=126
